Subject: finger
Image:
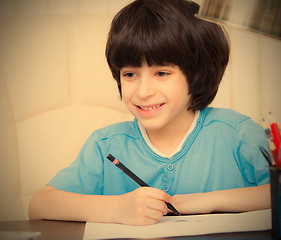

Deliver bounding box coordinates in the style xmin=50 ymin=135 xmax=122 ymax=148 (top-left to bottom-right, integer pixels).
xmin=146 ymin=198 xmax=168 ymax=215
xmin=144 ymin=187 xmax=172 ymax=203
xmin=144 ymin=205 xmax=166 ymax=222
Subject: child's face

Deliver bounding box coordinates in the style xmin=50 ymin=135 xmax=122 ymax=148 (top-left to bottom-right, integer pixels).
xmin=120 ymin=63 xmax=192 ymax=132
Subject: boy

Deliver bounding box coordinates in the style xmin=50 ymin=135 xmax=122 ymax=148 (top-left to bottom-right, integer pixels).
xmin=29 ymin=0 xmax=270 ymax=226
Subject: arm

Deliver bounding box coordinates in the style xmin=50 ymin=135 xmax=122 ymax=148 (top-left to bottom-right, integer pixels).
xmin=171 ymin=184 xmax=270 ymax=214
xmin=28 ymin=185 xmax=171 ymax=225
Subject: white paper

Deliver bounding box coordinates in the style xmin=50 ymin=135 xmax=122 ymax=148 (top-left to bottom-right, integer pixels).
xmin=83 ymin=209 xmax=271 ymax=240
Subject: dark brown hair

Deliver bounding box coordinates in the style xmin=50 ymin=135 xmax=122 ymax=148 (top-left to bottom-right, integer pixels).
xmin=106 ymin=0 xmax=230 ymax=110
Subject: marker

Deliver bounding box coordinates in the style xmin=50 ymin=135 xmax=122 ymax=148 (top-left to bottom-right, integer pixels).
xmin=107 ymin=154 xmax=181 ymax=216
xmin=279 ymin=145 xmax=281 ymax=163
xmin=262 ymin=118 xmax=280 ymax=168
xmin=269 ymin=112 xmax=281 ymax=162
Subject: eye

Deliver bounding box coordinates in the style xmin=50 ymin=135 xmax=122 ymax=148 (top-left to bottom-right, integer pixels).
xmin=122 ymin=72 xmax=137 ymax=78
xmin=156 ymin=71 xmax=170 ymax=77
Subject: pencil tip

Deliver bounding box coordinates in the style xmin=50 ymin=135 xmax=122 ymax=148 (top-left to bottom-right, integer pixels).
xmin=107 ymin=154 xmax=115 ymax=162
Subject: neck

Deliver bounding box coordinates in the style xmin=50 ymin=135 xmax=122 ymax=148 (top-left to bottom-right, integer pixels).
xmin=146 ymin=110 xmax=195 ymax=155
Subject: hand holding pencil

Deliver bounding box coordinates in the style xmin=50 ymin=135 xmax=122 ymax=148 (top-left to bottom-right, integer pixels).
xmin=107 ymin=154 xmax=180 ymax=225
xmin=111 ymin=187 xmax=172 ymax=225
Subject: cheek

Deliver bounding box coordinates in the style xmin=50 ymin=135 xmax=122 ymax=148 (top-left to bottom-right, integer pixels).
xmin=172 ymin=86 xmax=191 ymax=107
xmin=120 ymin=84 xmax=133 ymax=104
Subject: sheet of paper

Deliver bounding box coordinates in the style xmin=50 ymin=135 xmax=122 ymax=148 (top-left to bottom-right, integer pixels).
xmin=83 ymin=209 xmax=271 ymax=239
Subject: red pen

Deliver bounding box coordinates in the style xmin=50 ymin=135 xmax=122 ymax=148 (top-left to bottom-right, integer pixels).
xmin=278 ymin=145 xmax=281 ymax=163
xmin=269 ymin=112 xmax=281 ymax=168
xmin=262 ymin=118 xmax=280 ymax=168
xmin=270 ymin=141 xmax=279 ymax=168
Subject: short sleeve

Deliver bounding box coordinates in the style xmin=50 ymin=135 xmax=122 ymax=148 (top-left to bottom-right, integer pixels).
xmin=235 ymin=118 xmax=270 ymax=186
xmin=47 ymin=131 xmax=104 ymax=194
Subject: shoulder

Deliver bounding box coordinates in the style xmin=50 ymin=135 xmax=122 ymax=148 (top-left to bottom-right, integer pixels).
xmin=200 ymin=107 xmax=265 ymax=139
xmin=201 ymin=107 xmax=265 ymax=145
xmin=202 ymin=107 xmax=253 ymax=129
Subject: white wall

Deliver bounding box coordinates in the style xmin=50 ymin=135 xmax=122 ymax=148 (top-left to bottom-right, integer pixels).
xmin=0 ymin=0 xmax=280 ymax=221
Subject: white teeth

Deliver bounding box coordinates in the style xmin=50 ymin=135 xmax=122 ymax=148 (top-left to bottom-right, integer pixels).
xmin=139 ymin=104 xmax=162 ymax=110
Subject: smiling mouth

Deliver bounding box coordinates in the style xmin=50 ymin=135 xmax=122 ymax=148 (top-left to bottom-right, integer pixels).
xmin=137 ymin=103 xmax=165 ymax=111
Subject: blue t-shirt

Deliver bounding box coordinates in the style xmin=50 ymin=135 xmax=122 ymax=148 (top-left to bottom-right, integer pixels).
xmin=48 ymin=107 xmax=270 ymax=196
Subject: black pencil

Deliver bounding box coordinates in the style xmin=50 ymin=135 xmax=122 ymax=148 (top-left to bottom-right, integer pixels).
xmin=107 ymin=154 xmax=181 ymax=216
xmin=259 ymin=146 xmax=273 ymax=166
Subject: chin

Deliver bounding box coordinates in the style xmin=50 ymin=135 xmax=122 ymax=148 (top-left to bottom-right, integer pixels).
xmin=139 ymin=119 xmax=165 ymax=131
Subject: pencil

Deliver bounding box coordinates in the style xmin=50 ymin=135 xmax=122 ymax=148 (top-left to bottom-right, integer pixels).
xmin=107 ymin=154 xmax=181 ymax=216
xmin=259 ymin=146 xmax=273 ymax=166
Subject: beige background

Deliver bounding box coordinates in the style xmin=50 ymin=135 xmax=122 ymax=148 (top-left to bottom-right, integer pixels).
xmin=0 ymin=0 xmax=280 ymax=221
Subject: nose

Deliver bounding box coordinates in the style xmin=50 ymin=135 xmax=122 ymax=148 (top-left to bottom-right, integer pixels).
xmin=136 ymin=77 xmax=156 ymax=99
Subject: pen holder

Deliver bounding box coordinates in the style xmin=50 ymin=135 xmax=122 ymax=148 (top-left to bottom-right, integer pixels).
xmin=269 ymin=167 xmax=281 ymax=239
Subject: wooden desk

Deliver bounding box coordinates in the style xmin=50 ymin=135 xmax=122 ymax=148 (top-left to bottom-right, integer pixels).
xmin=0 ymin=220 xmax=273 ymax=240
